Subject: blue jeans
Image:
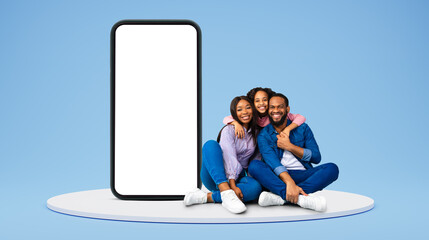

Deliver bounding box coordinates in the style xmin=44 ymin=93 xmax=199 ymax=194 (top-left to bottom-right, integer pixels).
xmin=248 ymin=160 xmax=339 ymax=200
xmin=200 ymin=140 xmax=262 ymax=203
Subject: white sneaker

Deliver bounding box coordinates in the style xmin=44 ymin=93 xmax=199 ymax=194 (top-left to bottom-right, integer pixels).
xmin=297 ymin=195 xmax=327 ymax=212
xmin=258 ymin=191 xmax=286 ymax=207
xmin=221 ymin=190 xmax=247 ymax=214
xmin=183 ymin=188 xmax=207 ymax=206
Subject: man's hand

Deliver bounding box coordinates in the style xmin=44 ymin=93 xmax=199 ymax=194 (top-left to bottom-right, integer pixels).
xmin=286 ymin=183 xmax=307 ymax=204
xmin=277 ymin=132 xmax=293 ymax=151
xmin=231 ymin=186 xmax=243 ymax=200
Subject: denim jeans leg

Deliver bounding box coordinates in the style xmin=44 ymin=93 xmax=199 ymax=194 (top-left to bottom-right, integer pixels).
xmin=236 ymin=176 xmax=262 ymax=202
xmin=200 ymin=140 xmax=229 ymax=203
xmin=207 ymin=175 xmax=262 ymax=203
xmin=289 ymin=163 xmax=339 ymax=194
xmin=248 ymin=160 xmax=287 ymax=199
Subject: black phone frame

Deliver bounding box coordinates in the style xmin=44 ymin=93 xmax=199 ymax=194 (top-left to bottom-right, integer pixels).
xmin=110 ymin=20 xmax=202 ymax=200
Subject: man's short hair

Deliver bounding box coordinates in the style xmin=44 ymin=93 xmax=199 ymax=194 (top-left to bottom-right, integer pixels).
xmin=270 ymin=93 xmax=289 ymax=107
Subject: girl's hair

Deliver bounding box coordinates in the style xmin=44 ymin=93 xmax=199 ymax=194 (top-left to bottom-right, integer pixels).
xmin=217 ymin=96 xmax=259 ymax=144
xmin=246 ymin=87 xmax=276 ymax=103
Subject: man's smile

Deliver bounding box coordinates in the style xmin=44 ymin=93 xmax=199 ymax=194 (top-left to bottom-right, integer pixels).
xmin=270 ymin=112 xmax=283 ymax=121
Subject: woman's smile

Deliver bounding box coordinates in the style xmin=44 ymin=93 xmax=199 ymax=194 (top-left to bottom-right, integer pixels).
xmin=257 ymin=105 xmax=266 ymax=112
xmin=241 ymin=114 xmax=250 ymax=121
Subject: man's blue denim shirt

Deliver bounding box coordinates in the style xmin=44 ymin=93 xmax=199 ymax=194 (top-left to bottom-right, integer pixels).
xmin=257 ymin=120 xmax=321 ymax=176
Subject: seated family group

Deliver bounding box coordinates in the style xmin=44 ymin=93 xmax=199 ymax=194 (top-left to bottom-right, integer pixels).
xmin=184 ymin=87 xmax=339 ymax=214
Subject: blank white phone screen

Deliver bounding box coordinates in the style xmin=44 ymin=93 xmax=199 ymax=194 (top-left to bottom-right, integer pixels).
xmin=114 ymin=23 xmax=198 ymax=196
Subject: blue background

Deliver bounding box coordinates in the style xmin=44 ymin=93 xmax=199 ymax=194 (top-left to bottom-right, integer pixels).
xmin=1 ymin=0 xmax=428 ymax=239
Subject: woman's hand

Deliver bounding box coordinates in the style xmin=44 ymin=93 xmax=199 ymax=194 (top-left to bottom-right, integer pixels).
xmin=231 ymin=186 xmax=244 ymax=200
xmin=231 ymin=121 xmax=245 ymax=139
xmin=229 ymin=179 xmax=243 ymax=200
xmin=282 ymin=123 xmax=298 ymax=137
xmin=281 ymin=128 xmax=291 ymax=137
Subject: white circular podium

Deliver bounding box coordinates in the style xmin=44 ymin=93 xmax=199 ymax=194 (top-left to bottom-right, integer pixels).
xmin=47 ymin=189 xmax=374 ymax=223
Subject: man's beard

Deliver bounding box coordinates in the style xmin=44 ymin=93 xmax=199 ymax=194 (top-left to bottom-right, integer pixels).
xmin=269 ymin=112 xmax=287 ymax=127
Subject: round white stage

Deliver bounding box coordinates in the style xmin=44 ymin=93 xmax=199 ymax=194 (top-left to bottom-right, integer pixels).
xmin=47 ymin=189 xmax=374 ymax=223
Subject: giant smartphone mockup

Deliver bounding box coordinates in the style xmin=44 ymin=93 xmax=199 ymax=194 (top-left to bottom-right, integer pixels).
xmin=111 ymin=20 xmax=201 ymax=200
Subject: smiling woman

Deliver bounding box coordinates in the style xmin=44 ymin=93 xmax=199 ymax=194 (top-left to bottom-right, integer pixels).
xmin=235 ymin=100 xmax=252 ymax=127
xmin=183 ymin=96 xmax=262 ymax=214
xmin=229 ymin=96 xmax=259 ymax=142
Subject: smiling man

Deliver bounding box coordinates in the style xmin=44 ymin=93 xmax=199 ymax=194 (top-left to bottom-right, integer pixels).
xmin=248 ymin=93 xmax=339 ymax=211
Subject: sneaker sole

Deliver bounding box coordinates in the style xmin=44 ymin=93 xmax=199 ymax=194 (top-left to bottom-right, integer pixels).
xmin=183 ymin=194 xmax=191 ymax=206
xmin=258 ymin=192 xmax=284 ymax=207
xmin=258 ymin=192 xmax=269 ymax=207
xmin=222 ymin=202 xmax=247 ymax=214
xmin=316 ymin=196 xmax=327 ymax=212
xmin=183 ymin=188 xmax=201 ymax=206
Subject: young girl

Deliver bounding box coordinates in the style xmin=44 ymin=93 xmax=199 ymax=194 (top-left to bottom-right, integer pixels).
xmin=224 ymin=87 xmax=306 ymax=138
xmin=184 ymin=96 xmax=262 ymax=214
